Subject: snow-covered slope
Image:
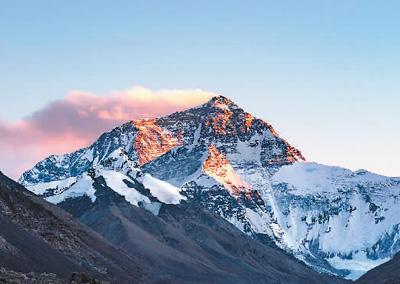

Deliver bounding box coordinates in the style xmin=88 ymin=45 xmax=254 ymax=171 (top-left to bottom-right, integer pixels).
xmin=271 ymin=162 xmax=400 ymax=279
xmin=20 ymin=95 xmax=400 ymax=280
xmin=26 ymin=148 xmax=184 ymax=216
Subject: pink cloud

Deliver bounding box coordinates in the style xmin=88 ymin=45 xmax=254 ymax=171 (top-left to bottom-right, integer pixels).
xmin=0 ymin=86 xmax=215 ymax=179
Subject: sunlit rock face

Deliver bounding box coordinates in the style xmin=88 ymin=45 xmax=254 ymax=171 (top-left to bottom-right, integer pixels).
xmin=132 ymin=118 xmax=180 ymax=165
xmin=20 ymin=95 xmax=400 ymax=280
xmin=203 ymin=145 xmax=252 ymax=197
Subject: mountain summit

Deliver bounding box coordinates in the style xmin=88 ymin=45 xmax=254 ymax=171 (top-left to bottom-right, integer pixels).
xmin=20 ymin=95 xmax=304 ymax=184
xmin=20 ymin=96 xmax=400 ymax=280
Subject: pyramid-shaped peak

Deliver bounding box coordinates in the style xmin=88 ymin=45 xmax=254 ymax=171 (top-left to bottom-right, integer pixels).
xmin=209 ymin=95 xmax=234 ymax=104
xmin=204 ymin=95 xmax=241 ymax=112
xmin=209 ymin=95 xmax=233 ymax=103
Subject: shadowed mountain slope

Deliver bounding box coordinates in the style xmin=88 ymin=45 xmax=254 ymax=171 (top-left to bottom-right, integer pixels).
xmin=355 ymin=252 xmax=400 ymax=284
xmin=0 ymin=171 xmax=142 ymax=283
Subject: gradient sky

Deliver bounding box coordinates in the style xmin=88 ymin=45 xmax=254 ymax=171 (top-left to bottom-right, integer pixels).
xmin=1 ymin=1 xmax=399 ymax=178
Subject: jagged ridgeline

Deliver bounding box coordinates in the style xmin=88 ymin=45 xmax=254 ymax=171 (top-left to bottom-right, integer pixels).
xmin=20 ymin=96 xmax=400 ymax=281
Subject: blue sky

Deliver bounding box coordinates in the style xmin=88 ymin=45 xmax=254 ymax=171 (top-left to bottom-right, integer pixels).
xmin=1 ymin=1 xmax=399 ymax=176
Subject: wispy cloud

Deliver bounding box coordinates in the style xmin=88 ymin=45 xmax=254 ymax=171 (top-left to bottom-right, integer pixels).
xmin=0 ymin=86 xmax=215 ymax=179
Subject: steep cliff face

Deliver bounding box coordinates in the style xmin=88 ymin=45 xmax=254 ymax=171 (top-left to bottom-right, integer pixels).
xmin=20 ymin=95 xmax=400 ymax=280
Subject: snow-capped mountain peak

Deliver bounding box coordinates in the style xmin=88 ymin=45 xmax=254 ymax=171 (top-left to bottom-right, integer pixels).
xmin=19 ymin=96 xmax=399 ymax=280
xmin=206 ymin=95 xmax=239 ymax=111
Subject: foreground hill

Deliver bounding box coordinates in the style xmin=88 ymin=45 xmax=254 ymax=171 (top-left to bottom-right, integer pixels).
xmin=0 ymin=171 xmax=143 ymax=283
